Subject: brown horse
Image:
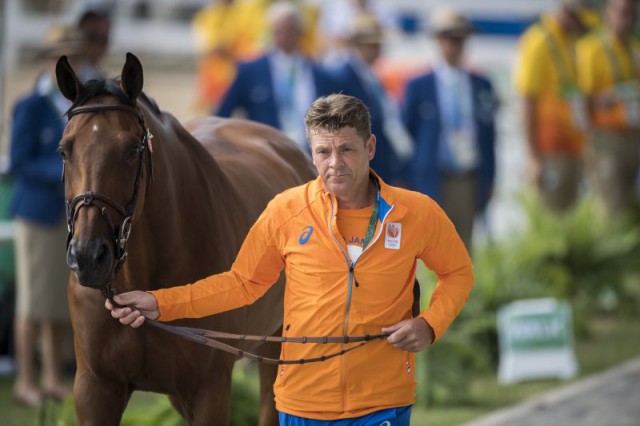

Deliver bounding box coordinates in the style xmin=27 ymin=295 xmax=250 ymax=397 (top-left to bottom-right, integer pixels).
xmin=56 ymin=53 xmax=316 ymax=426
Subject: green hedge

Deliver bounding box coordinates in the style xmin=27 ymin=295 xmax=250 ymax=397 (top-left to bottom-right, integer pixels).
xmin=417 ymin=192 xmax=640 ymax=406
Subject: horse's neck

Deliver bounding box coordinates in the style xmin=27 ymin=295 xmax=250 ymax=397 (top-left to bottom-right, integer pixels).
xmin=118 ymin=106 xmax=239 ymax=292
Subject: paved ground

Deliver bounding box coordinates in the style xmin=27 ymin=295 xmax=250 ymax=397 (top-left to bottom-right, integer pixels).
xmin=462 ymin=356 xmax=640 ymax=426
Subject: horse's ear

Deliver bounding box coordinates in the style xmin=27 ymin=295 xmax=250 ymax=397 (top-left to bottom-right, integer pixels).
xmin=56 ymin=55 xmax=83 ymax=102
xmin=120 ymin=52 xmax=143 ymax=100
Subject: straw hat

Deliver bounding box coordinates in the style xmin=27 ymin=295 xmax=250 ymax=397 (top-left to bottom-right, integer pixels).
xmin=349 ymin=13 xmax=384 ymax=45
xmin=429 ymin=8 xmax=474 ymax=38
xmin=40 ymin=25 xmax=84 ymax=59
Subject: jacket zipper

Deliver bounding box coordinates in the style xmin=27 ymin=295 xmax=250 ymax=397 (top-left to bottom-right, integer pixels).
xmin=327 ymin=194 xmax=395 ymax=411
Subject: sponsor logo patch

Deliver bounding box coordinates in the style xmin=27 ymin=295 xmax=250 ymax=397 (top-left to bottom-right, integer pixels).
xmin=299 ymin=226 xmax=313 ymax=245
xmin=385 ymin=223 xmax=401 ymax=250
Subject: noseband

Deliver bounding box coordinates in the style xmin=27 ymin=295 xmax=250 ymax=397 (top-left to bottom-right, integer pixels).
xmin=64 ymin=103 xmax=154 ymax=298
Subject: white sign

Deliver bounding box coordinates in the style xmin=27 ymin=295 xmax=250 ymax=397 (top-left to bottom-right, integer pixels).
xmin=497 ymin=298 xmax=578 ymax=384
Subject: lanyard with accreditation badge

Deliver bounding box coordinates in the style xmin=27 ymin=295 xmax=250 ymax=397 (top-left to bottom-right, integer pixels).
xmin=361 ymin=177 xmax=381 ymax=252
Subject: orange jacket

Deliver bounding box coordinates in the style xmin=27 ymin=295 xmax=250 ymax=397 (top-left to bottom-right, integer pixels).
xmin=150 ymin=172 xmax=474 ymax=419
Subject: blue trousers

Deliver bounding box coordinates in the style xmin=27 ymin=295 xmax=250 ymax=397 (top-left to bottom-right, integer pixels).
xmin=278 ymin=405 xmax=412 ymax=425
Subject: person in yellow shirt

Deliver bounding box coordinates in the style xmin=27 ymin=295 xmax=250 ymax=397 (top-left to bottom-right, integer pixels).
xmin=577 ymin=0 xmax=640 ymax=216
xmin=514 ymin=0 xmax=590 ymax=213
xmin=191 ymin=0 xmax=266 ymax=113
xmin=105 ymin=94 xmax=473 ymax=424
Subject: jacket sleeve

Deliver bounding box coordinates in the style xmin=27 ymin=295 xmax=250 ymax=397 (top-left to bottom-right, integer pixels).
xmin=9 ymin=99 xmax=64 ymax=185
xmin=417 ymin=199 xmax=474 ymax=342
xmin=149 ymin=201 xmax=286 ymax=321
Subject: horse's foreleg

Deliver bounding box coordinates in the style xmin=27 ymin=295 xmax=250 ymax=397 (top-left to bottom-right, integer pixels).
xmin=176 ymin=353 xmax=235 ymax=426
xmin=74 ymin=368 xmax=132 ymax=426
xmin=256 ymin=338 xmax=282 ymax=426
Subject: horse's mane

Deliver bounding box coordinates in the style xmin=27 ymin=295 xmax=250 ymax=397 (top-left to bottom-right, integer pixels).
xmin=66 ymin=78 xmax=162 ymax=116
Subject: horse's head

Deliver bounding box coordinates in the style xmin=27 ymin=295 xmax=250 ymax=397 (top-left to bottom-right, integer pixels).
xmin=56 ymin=52 xmax=152 ymax=292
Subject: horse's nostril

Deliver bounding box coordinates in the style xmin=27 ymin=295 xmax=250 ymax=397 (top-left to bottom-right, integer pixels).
xmin=67 ymin=242 xmax=79 ymax=270
xmin=93 ymin=242 xmax=109 ymax=265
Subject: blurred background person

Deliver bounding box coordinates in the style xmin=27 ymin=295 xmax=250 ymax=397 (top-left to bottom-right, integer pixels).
xmin=577 ymin=0 xmax=640 ymax=216
xmin=330 ymin=13 xmax=412 ymax=186
xmin=8 ymin=25 xmax=83 ymax=406
xmin=514 ymin=0 xmax=590 ymax=213
xmin=192 ymin=0 xmax=320 ymax=114
xmin=402 ymin=8 xmax=497 ymax=251
xmin=76 ymin=7 xmax=111 ymax=81
xmin=316 ymin=0 xmax=399 ymax=68
xmin=216 ymin=0 xmax=336 ymax=152
xmin=191 ymin=0 xmax=265 ymax=113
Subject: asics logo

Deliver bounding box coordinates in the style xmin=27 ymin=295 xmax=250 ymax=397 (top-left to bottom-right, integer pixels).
xmin=299 ymin=226 xmax=313 ymax=244
xmin=379 ymin=421 xmax=391 ymax=426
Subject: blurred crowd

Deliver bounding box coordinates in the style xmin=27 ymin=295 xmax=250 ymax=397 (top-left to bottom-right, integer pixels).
xmin=5 ymin=8 xmax=110 ymax=407
xmin=2 ymin=0 xmax=640 ymax=409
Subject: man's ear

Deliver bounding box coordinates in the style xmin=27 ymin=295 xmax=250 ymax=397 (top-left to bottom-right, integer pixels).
xmin=367 ymin=134 xmax=376 ymax=161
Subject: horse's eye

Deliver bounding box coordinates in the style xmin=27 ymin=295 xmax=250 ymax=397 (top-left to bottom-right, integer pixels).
xmin=128 ymin=143 xmax=141 ymax=157
xmin=57 ymin=146 xmax=68 ymax=160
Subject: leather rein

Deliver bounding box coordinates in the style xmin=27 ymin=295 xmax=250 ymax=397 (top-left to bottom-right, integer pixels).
xmin=64 ymin=102 xmax=388 ymax=365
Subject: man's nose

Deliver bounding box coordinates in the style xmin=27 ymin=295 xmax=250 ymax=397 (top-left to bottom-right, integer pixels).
xmin=328 ymin=151 xmax=343 ymax=168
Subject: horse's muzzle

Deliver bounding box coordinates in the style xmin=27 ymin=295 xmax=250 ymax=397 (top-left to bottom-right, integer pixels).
xmin=67 ymin=238 xmax=114 ymax=288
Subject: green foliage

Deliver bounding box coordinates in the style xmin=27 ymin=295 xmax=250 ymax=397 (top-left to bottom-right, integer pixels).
xmin=118 ymin=362 xmax=259 ymax=426
xmin=229 ymin=362 xmax=260 ymax=426
xmin=121 ymin=397 xmax=186 ymax=426
xmin=34 ymin=396 xmax=76 ymax=426
xmin=416 ymin=192 xmax=640 ymax=406
xmin=28 ymin=362 xmax=260 ymax=426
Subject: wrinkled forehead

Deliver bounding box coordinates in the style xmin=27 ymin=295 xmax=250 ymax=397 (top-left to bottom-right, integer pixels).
xmin=308 ymin=127 xmax=367 ymax=147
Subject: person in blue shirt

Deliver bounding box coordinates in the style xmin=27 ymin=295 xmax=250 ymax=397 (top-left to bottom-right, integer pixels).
xmin=402 ymin=8 xmax=497 ymax=250
xmin=9 ymin=26 xmax=82 ymax=406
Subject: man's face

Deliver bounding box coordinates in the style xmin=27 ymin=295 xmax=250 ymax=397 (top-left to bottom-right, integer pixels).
xmin=437 ymin=35 xmax=466 ymax=66
xmin=309 ymin=127 xmax=375 ymax=201
xmin=82 ymin=18 xmax=110 ymax=63
xmin=272 ymin=15 xmax=302 ymax=53
xmin=560 ymin=7 xmax=587 ymax=35
xmin=607 ymin=0 xmax=637 ymax=38
xmin=354 ymin=42 xmax=381 ymax=65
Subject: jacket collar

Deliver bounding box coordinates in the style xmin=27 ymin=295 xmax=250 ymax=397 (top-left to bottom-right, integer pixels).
xmin=309 ymin=168 xmax=395 ymax=220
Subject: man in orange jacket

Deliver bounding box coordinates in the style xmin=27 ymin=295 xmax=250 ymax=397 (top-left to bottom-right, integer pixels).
xmin=107 ymin=94 xmax=474 ymax=424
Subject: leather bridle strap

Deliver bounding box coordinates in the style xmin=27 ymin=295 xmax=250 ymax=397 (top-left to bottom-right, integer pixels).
xmin=64 ymin=102 xmax=152 ymax=287
xmin=143 ymin=319 xmax=388 ymax=365
xmin=67 ymin=104 xmax=143 ymax=121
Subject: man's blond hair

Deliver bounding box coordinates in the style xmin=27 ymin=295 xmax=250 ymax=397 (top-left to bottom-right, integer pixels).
xmin=305 ymin=94 xmax=372 ymax=142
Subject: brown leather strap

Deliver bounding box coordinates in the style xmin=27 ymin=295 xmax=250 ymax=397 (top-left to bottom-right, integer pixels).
xmin=144 ymin=319 xmax=388 ymax=365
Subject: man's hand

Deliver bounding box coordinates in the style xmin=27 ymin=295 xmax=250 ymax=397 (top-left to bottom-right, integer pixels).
xmin=104 ymin=291 xmax=160 ymax=328
xmin=382 ymin=317 xmax=434 ymax=352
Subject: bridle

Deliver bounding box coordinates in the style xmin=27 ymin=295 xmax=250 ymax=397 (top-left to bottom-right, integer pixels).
xmin=63 ymin=102 xmax=388 ymax=364
xmin=64 ymin=103 xmax=153 ymax=300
